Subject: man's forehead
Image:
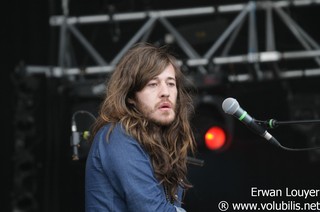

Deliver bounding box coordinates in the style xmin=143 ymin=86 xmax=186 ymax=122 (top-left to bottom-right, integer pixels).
xmin=150 ymin=65 xmax=176 ymax=80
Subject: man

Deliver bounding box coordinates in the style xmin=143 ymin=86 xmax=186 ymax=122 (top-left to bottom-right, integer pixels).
xmin=85 ymin=42 xmax=196 ymax=211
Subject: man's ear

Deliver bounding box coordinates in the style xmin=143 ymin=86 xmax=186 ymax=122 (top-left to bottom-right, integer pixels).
xmin=127 ymin=98 xmax=136 ymax=105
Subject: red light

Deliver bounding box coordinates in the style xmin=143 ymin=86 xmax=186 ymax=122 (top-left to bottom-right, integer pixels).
xmin=204 ymin=126 xmax=226 ymax=150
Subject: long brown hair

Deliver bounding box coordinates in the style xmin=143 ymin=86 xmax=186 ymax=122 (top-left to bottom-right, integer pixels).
xmin=91 ymin=42 xmax=196 ymax=202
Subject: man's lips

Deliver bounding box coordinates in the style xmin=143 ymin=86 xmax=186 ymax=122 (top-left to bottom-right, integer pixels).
xmin=158 ymin=102 xmax=172 ymax=109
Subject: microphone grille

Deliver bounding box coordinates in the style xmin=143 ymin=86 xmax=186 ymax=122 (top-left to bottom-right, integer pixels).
xmin=222 ymin=97 xmax=239 ymax=115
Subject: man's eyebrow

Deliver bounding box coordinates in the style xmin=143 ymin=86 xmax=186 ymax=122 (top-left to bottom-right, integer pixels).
xmin=167 ymin=77 xmax=176 ymax=81
xmin=150 ymin=76 xmax=176 ymax=81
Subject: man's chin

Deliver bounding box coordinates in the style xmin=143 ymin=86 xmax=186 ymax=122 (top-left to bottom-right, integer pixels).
xmin=150 ymin=116 xmax=175 ymax=126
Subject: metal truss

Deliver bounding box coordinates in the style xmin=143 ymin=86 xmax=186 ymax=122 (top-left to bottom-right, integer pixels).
xmin=26 ymin=0 xmax=320 ymax=82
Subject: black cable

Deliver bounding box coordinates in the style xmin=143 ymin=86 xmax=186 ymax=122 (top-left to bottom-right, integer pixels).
xmin=72 ymin=110 xmax=97 ymax=122
xmin=269 ymin=136 xmax=320 ymax=152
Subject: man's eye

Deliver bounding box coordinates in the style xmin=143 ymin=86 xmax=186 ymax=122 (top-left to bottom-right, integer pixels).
xmin=148 ymin=83 xmax=157 ymax=87
xmin=168 ymin=82 xmax=176 ymax=87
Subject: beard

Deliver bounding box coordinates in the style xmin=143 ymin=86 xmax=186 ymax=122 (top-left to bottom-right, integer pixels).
xmin=149 ymin=110 xmax=175 ymax=126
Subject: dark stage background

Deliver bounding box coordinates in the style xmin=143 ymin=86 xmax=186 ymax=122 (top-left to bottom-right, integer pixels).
xmin=4 ymin=0 xmax=320 ymax=212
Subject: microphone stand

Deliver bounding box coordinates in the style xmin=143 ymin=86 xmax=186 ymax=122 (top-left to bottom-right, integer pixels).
xmin=254 ymin=118 xmax=320 ymax=151
xmin=255 ymin=119 xmax=320 ymax=129
xmin=187 ymin=156 xmax=204 ymax=167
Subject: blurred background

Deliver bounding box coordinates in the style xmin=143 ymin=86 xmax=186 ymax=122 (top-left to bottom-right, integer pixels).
xmin=3 ymin=0 xmax=320 ymax=211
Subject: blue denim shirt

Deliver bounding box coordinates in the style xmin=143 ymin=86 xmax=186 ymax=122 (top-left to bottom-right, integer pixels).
xmin=85 ymin=123 xmax=185 ymax=212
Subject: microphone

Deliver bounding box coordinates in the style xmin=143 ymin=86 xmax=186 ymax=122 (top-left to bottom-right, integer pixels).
xmin=222 ymin=97 xmax=275 ymax=143
xmin=222 ymin=97 xmax=320 ymax=151
xmin=71 ymin=120 xmax=80 ymax=160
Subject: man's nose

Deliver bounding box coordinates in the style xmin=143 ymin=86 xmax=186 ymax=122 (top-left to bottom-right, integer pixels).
xmin=159 ymin=83 xmax=170 ymax=97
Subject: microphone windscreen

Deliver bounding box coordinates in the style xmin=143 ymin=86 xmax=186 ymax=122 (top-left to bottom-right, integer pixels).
xmin=222 ymin=97 xmax=239 ymax=115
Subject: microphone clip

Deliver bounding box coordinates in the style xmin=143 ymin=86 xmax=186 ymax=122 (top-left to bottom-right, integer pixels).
xmin=255 ymin=119 xmax=279 ymax=129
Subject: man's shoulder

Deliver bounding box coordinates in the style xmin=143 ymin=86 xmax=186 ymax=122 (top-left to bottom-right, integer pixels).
xmin=97 ymin=122 xmax=136 ymax=146
xmin=97 ymin=123 xmax=149 ymax=160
